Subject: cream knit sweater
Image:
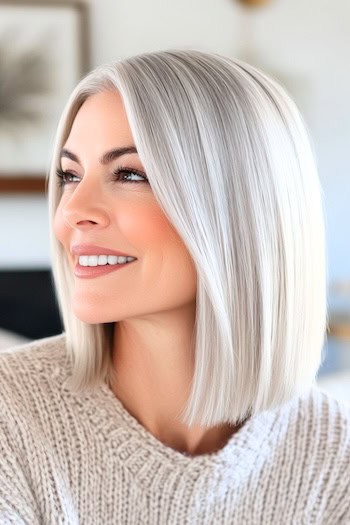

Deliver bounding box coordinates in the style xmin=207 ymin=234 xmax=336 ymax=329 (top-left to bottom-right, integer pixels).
xmin=0 ymin=334 xmax=349 ymax=525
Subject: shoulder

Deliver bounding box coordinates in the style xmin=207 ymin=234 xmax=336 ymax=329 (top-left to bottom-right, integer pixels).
xmin=0 ymin=335 xmax=70 ymax=523
xmin=304 ymin=385 xmax=350 ymax=518
xmin=0 ymin=333 xmax=70 ymax=419
xmin=285 ymin=384 xmax=350 ymax=453
xmin=268 ymin=384 xmax=350 ymax=479
xmin=0 ymin=332 xmax=68 ymax=377
xmin=263 ymin=385 xmax=350 ymax=520
xmin=312 ymin=384 xmax=350 ymax=464
xmin=303 ymin=384 xmax=350 ymax=442
xmin=285 ymin=385 xmax=350 ymax=501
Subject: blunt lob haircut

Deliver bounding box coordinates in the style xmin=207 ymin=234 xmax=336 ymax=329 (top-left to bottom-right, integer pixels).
xmin=47 ymin=49 xmax=327 ymax=428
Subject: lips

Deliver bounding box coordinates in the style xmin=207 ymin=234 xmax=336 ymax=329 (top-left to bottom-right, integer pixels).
xmin=71 ymin=244 xmax=136 ymax=258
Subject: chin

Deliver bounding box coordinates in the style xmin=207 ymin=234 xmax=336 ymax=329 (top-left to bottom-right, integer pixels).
xmin=71 ymin=302 xmax=108 ymax=325
xmin=73 ymin=312 xmax=104 ymax=325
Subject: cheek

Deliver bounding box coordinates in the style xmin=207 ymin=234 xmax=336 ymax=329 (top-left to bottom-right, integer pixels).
xmin=122 ymin=203 xmax=196 ymax=281
xmin=53 ymin=206 xmax=67 ymax=245
xmin=117 ymin=204 xmax=174 ymax=245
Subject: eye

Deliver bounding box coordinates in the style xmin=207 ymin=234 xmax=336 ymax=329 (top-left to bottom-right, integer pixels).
xmin=113 ymin=166 xmax=149 ymax=184
xmin=55 ymin=166 xmax=150 ymax=188
xmin=56 ymin=168 xmax=80 ymax=187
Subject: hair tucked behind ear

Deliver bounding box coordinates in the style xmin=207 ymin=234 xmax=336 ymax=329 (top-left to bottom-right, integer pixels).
xmin=47 ymin=49 xmax=327 ymax=427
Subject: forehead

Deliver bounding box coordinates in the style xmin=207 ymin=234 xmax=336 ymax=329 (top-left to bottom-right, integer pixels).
xmin=65 ymin=90 xmax=134 ymax=148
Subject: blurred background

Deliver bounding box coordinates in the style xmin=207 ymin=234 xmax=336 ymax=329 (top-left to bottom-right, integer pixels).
xmin=0 ymin=0 xmax=349 ymax=403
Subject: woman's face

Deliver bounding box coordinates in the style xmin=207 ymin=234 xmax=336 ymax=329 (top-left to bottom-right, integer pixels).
xmin=53 ymin=90 xmax=197 ymax=324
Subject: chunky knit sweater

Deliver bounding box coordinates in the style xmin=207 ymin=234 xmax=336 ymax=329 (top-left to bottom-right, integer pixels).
xmin=0 ymin=334 xmax=349 ymax=525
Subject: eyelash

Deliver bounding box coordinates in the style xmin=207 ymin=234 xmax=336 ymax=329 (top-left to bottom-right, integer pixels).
xmin=56 ymin=166 xmax=149 ymax=187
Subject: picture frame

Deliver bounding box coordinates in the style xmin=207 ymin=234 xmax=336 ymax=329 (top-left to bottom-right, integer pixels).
xmin=0 ymin=0 xmax=90 ymax=193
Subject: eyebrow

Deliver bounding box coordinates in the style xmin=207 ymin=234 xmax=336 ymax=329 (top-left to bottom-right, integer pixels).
xmin=60 ymin=145 xmax=138 ymax=165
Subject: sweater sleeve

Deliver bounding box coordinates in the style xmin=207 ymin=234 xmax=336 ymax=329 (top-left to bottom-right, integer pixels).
xmin=0 ymin=418 xmax=41 ymax=525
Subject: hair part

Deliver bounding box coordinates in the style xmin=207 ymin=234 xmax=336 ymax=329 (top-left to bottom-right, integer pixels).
xmin=47 ymin=49 xmax=327 ymax=427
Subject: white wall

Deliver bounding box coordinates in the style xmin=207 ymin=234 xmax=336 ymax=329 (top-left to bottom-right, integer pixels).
xmin=1 ymin=0 xmax=349 ymax=290
xmin=0 ymin=195 xmax=50 ymax=269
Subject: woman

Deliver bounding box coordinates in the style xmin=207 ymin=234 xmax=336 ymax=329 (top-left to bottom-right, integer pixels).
xmin=0 ymin=49 xmax=349 ymax=524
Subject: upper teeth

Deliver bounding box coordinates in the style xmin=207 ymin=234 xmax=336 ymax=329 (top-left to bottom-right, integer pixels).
xmin=79 ymin=255 xmax=136 ymax=266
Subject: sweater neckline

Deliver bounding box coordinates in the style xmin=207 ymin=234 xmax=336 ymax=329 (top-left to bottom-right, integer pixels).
xmin=73 ymin=378 xmax=285 ymax=475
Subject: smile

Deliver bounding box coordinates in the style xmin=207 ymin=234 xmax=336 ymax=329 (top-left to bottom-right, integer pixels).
xmin=74 ymin=258 xmax=137 ymax=279
xmin=79 ymin=255 xmax=136 ymax=266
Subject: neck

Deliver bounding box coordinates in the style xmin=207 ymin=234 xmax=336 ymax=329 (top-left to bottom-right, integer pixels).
xmin=108 ymin=309 xmax=243 ymax=455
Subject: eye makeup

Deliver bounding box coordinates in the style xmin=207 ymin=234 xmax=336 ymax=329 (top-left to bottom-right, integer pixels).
xmin=56 ymin=166 xmax=149 ymax=188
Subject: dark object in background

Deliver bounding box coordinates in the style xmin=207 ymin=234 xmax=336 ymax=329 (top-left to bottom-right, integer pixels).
xmin=0 ymin=269 xmax=62 ymax=340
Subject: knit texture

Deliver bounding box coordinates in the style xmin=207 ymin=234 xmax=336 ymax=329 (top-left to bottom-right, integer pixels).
xmin=0 ymin=334 xmax=349 ymax=525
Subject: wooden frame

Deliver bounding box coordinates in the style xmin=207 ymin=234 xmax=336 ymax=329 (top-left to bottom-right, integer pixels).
xmin=0 ymin=0 xmax=90 ymax=193
xmin=237 ymin=0 xmax=273 ymax=6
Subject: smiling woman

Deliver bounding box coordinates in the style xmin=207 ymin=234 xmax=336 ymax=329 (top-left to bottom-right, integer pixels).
xmin=0 ymin=49 xmax=349 ymax=524
xmin=53 ymin=89 xmax=197 ymax=338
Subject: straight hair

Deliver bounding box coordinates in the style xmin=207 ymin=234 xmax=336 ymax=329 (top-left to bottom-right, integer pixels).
xmin=47 ymin=49 xmax=327 ymax=427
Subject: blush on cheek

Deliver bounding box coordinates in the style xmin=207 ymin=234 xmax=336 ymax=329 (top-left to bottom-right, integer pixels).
xmin=118 ymin=206 xmax=174 ymax=245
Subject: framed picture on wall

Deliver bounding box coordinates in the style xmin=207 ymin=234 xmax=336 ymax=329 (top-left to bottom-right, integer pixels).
xmin=0 ymin=0 xmax=89 ymax=193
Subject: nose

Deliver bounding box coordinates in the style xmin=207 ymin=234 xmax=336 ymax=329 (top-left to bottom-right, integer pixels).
xmin=61 ymin=177 xmax=110 ymax=231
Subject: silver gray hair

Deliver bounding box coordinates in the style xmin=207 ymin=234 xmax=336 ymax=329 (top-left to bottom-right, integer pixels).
xmin=47 ymin=49 xmax=327 ymax=427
